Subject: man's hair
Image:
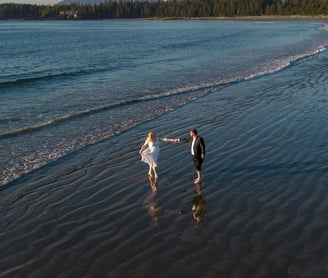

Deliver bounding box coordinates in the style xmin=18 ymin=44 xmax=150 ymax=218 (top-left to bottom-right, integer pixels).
xmin=190 ymin=129 xmax=197 ymax=135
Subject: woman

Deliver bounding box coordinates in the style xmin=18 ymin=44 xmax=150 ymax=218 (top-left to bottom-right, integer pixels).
xmin=139 ymin=131 xmax=177 ymax=178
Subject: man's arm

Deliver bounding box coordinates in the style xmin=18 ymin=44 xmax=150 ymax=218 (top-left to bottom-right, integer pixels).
xmin=178 ymin=137 xmax=190 ymax=143
xmin=200 ymin=137 xmax=205 ymax=158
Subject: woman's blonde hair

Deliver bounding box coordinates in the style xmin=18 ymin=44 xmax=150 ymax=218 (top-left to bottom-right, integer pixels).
xmin=147 ymin=131 xmax=156 ymax=142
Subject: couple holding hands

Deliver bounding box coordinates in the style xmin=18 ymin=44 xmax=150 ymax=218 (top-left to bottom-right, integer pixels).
xmin=139 ymin=129 xmax=205 ymax=184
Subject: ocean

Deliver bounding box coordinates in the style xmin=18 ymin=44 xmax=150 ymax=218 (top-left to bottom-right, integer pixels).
xmin=1 ymin=19 xmax=327 ymax=186
xmin=1 ymin=19 xmax=328 ymax=277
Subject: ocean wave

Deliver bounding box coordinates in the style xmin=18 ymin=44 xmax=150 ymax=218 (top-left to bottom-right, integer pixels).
xmin=0 ymin=66 xmax=112 ymax=89
xmin=0 ymin=84 xmax=224 ymax=140
xmin=1 ymin=44 xmax=327 ymax=141
xmin=0 ymin=101 xmax=135 ymax=139
xmin=319 ymin=23 xmax=328 ymax=31
xmin=245 ymin=44 xmax=327 ymax=80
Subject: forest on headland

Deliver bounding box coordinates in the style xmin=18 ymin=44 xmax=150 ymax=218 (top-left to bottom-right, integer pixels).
xmin=1 ymin=0 xmax=328 ymax=20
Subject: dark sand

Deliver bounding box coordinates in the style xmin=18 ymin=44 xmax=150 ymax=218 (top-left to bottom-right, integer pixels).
xmin=1 ymin=54 xmax=328 ymax=277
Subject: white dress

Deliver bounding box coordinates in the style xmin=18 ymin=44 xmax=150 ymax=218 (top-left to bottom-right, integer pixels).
xmin=141 ymin=139 xmax=160 ymax=167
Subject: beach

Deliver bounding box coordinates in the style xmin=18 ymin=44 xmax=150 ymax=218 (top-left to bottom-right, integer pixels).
xmin=1 ymin=47 xmax=328 ymax=277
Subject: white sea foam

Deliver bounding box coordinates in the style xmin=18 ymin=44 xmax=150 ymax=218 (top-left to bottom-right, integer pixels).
xmin=319 ymin=23 xmax=328 ymax=31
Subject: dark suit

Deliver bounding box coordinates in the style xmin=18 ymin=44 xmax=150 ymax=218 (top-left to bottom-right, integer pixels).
xmin=190 ymin=136 xmax=205 ymax=159
xmin=182 ymin=136 xmax=205 ymax=171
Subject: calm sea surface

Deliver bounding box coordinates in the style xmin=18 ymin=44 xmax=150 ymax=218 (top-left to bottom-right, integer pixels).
xmin=1 ymin=19 xmax=328 ymax=185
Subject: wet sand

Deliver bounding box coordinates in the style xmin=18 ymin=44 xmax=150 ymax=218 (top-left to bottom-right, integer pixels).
xmin=1 ymin=56 xmax=328 ymax=277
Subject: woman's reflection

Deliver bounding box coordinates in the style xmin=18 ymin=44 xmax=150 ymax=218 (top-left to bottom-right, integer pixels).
xmin=144 ymin=176 xmax=160 ymax=224
xmin=192 ymin=183 xmax=208 ymax=223
xmin=148 ymin=176 xmax=158 ymax=192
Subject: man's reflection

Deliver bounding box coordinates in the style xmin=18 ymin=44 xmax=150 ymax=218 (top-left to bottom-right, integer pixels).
xmin=192 ymin=183 xmax=208 ymax=223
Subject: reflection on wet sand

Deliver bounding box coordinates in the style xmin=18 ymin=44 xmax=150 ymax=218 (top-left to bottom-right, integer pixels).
xmin=192 ymin=183 xmax=208 ymax=223
xmin=144 ymin=176 xmax=160 ymax=224
xmin=144 ymin=179 xmax=208 ymax=224
xmin=148 ymin=176 xmax=158 ymax=192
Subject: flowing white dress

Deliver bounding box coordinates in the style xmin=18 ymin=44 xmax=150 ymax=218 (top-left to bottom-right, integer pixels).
xmin=141 ymin=139 xmax=160 ymax=167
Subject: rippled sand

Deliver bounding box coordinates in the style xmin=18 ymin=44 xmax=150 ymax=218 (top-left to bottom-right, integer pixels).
xmin=1 ymin=59 xmax=328 ymax=277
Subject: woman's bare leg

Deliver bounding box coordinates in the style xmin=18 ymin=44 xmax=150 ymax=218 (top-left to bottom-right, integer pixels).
xmin=153 ymin=166 xmax=158 ymax=179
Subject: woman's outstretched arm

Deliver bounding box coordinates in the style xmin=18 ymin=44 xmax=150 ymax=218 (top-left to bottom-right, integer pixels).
xmin=160 ymin=137 xmax=179 ymax=143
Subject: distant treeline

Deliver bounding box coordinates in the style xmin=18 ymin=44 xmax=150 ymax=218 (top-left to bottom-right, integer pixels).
xmin=1 ymin=0 xmax=328 ymax=19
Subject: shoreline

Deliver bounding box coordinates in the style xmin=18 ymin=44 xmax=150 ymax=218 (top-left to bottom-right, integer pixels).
xmin=144 ymin=15 xmax=328 ymax=21
xmin=2 ymin=15 xmax=328 ymax=21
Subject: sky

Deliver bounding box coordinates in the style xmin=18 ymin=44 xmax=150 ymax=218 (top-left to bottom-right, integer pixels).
xmin=0 ymin=0 xmax=59 ymax=4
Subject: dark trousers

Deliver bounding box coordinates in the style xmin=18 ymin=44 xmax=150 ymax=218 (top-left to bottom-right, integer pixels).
xmin=193 ymin=155 xmax=203 ymax=171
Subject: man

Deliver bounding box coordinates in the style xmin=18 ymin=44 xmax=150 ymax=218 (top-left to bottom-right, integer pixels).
xmin=178 ymin=129 xmax=205 ymax=184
